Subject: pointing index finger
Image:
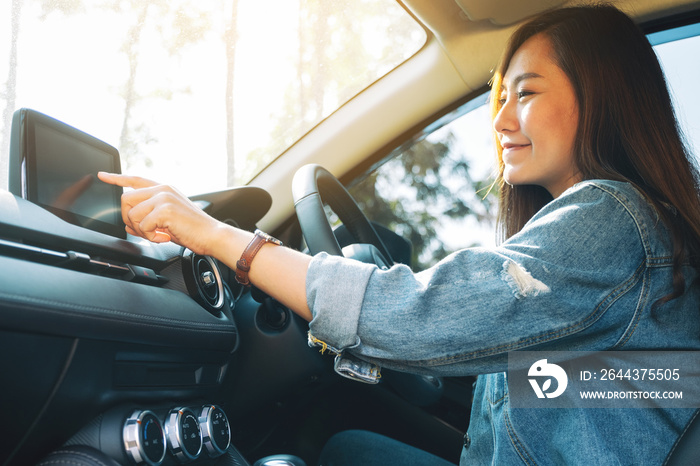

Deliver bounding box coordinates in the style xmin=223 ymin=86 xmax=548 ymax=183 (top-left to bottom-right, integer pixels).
xmin=97 ymin=172 xmax=159 ymax=190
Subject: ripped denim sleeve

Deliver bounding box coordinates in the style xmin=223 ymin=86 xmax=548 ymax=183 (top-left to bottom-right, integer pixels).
xmin=308 ymin=333 xmax=381 ymax=384
xmin=501 ymin=259 xmax=551 ymax=299
xmin=306 ymin=252 xmax=383 ymax=382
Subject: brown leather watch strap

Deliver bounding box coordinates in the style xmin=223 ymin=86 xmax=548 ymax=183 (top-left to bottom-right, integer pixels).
xmin=235 ymin=229 xmax=282 ymax=286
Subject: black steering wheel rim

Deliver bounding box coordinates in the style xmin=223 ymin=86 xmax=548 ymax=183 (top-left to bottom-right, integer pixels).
xmin=292 ymin=164 xmax=393 ymax=264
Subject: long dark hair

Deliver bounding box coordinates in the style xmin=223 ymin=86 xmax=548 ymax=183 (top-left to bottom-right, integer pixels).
xmin=490 ymin=4 xmax=700 ymax=301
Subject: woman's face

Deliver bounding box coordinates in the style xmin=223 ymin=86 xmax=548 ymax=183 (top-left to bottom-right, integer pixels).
xmin=493 ymin=33 xmax=580 ymax=198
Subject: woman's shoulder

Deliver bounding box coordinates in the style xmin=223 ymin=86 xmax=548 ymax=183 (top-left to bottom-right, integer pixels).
xmin=559 ymin=179 xmax=663 ymax=224
xmin=567 ymin=179 xmax=652 ymax=203
xmin=545 ymin=179 xmax=673 ymax=258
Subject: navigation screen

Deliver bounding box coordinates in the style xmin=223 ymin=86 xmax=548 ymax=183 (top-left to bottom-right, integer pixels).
xmin=10 ymin=109 xmax=126 ymax=239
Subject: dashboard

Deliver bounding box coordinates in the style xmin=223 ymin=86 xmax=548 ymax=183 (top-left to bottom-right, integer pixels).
xmin=0 ymin=113 xmax=324 ymax=465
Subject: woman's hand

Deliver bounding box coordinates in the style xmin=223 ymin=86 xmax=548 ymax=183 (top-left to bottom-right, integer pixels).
xmin=97 ymin=172 xmax=224 ymax=256
xmin=98 ymin=171 xmax=313 ymax=320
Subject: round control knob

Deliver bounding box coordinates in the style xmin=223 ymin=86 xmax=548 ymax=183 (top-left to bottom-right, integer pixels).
xmin=199 ymin=405 xmax=231 ymax=456
xmin=123 ymin=410 xmax=166 ymax=466
xmin=165 ymin=407 xmax=203 ymax=462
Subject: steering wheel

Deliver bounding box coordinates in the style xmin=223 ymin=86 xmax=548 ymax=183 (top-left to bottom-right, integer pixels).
xmin=293 ymin=164 xmax=445 ymax=404
xmin=292 ymin=164 xmax=393 ymax=267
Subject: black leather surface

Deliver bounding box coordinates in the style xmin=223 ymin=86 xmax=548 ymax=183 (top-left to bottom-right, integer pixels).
xmin=0 ymin=254 xmax=237 ymax=351
xmin=36 ymin=445 xmax=123 ymax=466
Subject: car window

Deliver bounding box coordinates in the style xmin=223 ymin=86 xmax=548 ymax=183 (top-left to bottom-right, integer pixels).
xmin=649 ymin=23 xmax=700 ymax=166
xmin=348 ymin=93 xmax=499 ymax=270
xmin=0 ymin=0 xmax=426 ymax=194
xmin=349 ymin=22 xmax=700 ymax=271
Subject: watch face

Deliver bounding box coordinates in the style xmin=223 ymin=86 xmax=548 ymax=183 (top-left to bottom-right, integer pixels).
xmin=255 ymin=229 xmax=283 ymax=245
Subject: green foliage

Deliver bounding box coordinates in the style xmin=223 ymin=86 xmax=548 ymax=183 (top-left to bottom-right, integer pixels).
xmin=348 ymin=130 xmax=497 ymax=271
xmin=111 ymin=1 xmax=211 ymax=169
xmin=235 ymin=0 xmax=424 ymax=185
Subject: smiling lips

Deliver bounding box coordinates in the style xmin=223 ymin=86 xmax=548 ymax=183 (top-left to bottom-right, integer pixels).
xmin=501 ymin=142 xmax=531 ymax=156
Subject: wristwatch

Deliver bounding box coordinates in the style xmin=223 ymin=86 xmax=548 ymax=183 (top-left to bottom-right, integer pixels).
xmin=235 ymin=229 xmax=283 ymax=286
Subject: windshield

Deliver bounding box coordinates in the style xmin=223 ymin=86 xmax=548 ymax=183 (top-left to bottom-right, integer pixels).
xmin=0 ymin=0 xmax=426 ymax=195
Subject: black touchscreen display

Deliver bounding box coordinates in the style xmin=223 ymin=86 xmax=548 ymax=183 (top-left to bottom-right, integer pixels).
xmin=9 ymin=109 xmax=126 ymax=239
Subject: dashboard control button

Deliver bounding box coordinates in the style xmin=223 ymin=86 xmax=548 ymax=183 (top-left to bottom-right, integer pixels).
xmin=130 ymin=265 xmax=161 ymax=284
xmin=199 ymin=405 xmax=231 ymax=456
xmin=166 ymin=407 xmax=203 ymax=462
xmin=123 ymin=410 xmax=166 ymax=466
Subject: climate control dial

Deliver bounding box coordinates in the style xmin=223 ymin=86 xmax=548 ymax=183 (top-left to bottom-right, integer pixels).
xmin=199 ymin=405 xmax=231 ymax=456
xmin=123 ymin=410 xmax=167 ymax=466
xmin=165 ymin=407 xmax=203 ymax=462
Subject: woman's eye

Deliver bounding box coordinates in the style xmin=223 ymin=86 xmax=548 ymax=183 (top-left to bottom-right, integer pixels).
xmin=497 ymin=90 xmax=532 ymax=105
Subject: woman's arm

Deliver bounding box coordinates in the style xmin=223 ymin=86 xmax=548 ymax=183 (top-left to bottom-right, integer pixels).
xmin=97 ymin=172 xmax=313 ymax=320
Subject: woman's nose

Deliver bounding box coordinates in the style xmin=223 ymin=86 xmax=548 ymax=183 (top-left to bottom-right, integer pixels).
xmin=493 ymin=98 xmax=518 ymax=135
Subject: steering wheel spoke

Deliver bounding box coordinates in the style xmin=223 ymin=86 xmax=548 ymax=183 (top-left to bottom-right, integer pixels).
xmin=292 ymin=164 xmax=394 ymax=266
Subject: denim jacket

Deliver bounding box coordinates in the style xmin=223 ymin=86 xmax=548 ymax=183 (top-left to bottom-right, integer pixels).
xmin=306 ymin=180 xmax=700 ymax=465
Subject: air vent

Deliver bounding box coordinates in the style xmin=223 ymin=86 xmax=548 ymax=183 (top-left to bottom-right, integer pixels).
xmin=182 ymin=249 xmax=225 ymax=315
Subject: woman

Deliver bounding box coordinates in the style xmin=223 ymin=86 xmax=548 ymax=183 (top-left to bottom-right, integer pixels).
xmin=99 ymin=4 xmax=700 ymax=465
